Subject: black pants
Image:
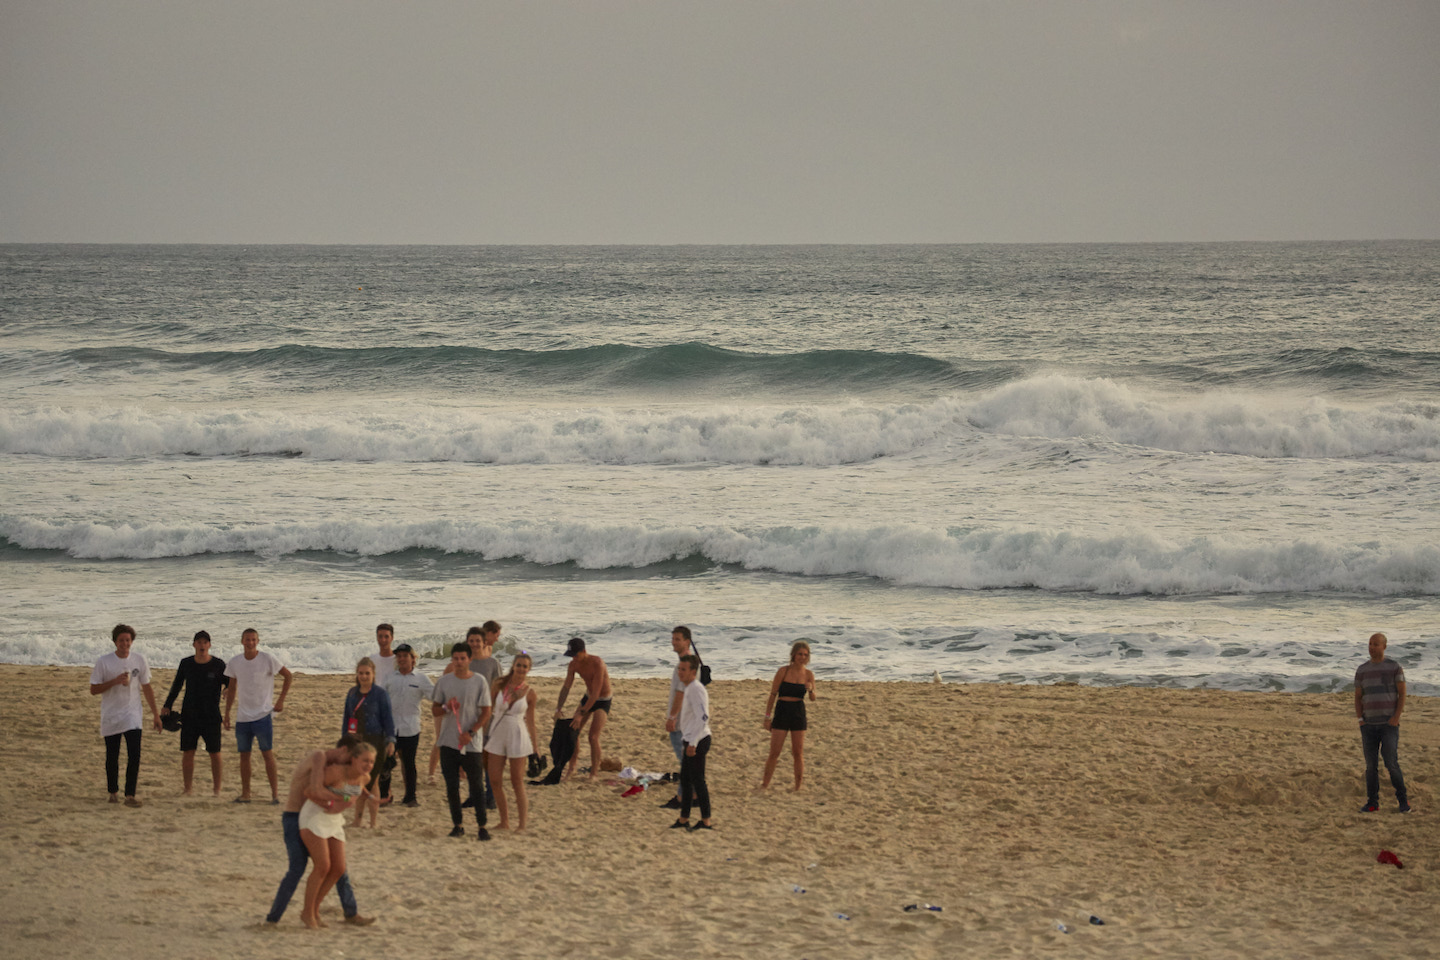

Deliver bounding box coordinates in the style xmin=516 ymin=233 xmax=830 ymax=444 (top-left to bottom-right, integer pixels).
xmin=395 ymin=734 xmax=420 ymax=803
xmin=104 ymin=728 xmax=142 ymax=797
xmin=439 ymin=746 xmax=487 ymax=828
xmin=680 ymin=735 xmax=712 ymax=821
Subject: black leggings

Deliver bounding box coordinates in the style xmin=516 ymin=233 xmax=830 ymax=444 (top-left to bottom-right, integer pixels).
xmin=680 ymin=735 xmax=712 ymax=821
xmin=394 ymin=734 xmax=419 ymax=803
xmin=439 ymin=746 xmax=487 ymax=828
xmin=105 ymin=728 xmax=142 ymax=797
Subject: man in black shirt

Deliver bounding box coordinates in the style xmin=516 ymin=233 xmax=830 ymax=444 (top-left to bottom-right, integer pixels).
xmin=161 ymin=630 xmax=228 ymax=796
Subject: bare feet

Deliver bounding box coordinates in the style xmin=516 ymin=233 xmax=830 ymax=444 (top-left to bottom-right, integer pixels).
xmin=302 ymin=912 xmax=320 ymax=930
xmin=182 ymin=787 xmax=194 ymax=796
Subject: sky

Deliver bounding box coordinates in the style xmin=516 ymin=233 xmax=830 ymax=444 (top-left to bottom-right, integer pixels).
xmin=1 ymin=0 xmax=1437 ymax=244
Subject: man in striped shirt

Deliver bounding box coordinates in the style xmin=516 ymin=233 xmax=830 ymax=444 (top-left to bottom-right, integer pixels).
xmin=1354 ymin=632 xmax=1409 ymax=814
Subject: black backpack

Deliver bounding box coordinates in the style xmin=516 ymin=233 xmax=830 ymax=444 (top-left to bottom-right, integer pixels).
xmin=690 ymin=640 xmax=713 ymax=686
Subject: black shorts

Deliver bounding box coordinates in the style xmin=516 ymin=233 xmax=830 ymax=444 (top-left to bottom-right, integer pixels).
xmin=771 ymin=700 xmax=807 ymax=731
xmin=579 ymin=695 xmax=612 ymax=715
xmin=180 ymin=718 xmax=223 ymax=753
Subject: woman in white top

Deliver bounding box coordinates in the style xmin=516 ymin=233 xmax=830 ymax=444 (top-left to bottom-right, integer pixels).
xmin=484 ymin=653 xmax=540 ymax=832
xmin=298 ymin=742 xmax=376 ymax=929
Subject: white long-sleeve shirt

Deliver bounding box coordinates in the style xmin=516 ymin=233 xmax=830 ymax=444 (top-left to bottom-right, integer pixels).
xmin=679 ymin=680 xmax=711 ymax=745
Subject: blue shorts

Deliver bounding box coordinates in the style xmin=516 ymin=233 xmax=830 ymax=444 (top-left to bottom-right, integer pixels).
xmin=235 ymin=714 xmax=274 ymax=753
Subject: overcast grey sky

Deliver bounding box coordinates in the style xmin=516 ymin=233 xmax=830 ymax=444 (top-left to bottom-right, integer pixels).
xmin=2 ymin=1 xmax=1436 ymax=244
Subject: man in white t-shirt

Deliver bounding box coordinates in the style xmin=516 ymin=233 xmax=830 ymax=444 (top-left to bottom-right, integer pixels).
xmin=384 ymin=643 xmax=433 ymax=807
xmin=371 ymin=623 xmax=399 ymax=803
xmin=372 ymin=623 xmax=397 ymax=688
xmin=89 ymin=623 xmax=161 ymax=806
xmin=660 ymin=625 xmax=696 ymax=810
xmin=223 ymin=627 xmax=293 ymax=804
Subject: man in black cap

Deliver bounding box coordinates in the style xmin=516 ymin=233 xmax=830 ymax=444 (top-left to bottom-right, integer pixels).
xmin=555 ymin=637 xmax=612 ymax=781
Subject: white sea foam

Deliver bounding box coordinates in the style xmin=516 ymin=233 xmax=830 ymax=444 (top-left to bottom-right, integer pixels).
xmin=5 ymin=377 xmax=1439 ymax=464
xmin=967 ymin=375 xmax=1440 ymax=460
xmin=5 ymin=515 xmax=1437 ymax=596
xmin=3 ymin=619 xmax=1431 ymax=696
xmin=0 ymin=401 xmax=961 ymax=465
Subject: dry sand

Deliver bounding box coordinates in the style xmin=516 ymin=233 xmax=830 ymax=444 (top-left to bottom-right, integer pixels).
xmin=1 ymin=663 xmax=1436 ymax=959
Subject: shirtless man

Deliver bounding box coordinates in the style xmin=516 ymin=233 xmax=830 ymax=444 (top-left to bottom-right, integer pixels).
xmin=265 ymin=738 xmax=375 ymax=926
xmin=555 ymin=637 xmax=612 ymax=782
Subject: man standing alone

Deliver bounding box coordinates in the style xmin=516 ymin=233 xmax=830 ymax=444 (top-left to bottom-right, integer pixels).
xmin=223 ymin=627 xmax=293 ymax=804
xmin=1355 ymin=631 xmax=1410 ymax=813
xmin=89 ymin=623 xmax=161 ymax=806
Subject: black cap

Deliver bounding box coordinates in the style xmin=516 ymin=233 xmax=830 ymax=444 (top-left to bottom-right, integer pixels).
xmin=564 ymin=637 xmax=585 ymax=657
xmin=393 ymin=643 xmax=414 ymax=654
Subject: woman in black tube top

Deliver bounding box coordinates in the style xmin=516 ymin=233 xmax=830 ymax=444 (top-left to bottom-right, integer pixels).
xmin=760 ymin=640 xmax=817 ymax=791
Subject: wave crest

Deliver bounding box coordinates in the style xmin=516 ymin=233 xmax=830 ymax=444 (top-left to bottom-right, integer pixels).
xmin=4 ymin=517 xmax=1436 ymax=596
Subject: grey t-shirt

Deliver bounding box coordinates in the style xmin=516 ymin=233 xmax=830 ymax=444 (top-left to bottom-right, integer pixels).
xmin=472 ymin=655 xmax=501 ymax=690
xmin=430 ymin=673 xmax=491 ymax=754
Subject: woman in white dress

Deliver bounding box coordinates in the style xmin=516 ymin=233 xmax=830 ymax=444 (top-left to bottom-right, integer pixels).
xmin=484 ymin=653 xmax=539 ymax=831
xmin=298 ymin=742 xmax=376 ymax=929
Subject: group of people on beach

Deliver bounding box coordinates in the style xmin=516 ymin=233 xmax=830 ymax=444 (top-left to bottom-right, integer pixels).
xmin=95 ymin=619 xmax=1408 ymax=927
xmin=88 ymin=618 xmax=821 ymax=926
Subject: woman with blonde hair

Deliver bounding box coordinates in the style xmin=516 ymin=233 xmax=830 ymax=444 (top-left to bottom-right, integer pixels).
xmin=341 ymin=657 xmax=395 ymax=827
xmin=484 ymin=652 xmax=540 ymax=831
xmin=760 ymin=640 xmax=816 ymax=791
xmin=298 ymin=741 xmax=376 ymax=929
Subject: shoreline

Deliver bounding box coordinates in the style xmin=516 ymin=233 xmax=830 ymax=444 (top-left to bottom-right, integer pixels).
xmin=3 ymin=665 xmax=1435 ymax=958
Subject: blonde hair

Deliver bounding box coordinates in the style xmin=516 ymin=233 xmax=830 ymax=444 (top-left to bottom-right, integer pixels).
xmin=496 ymin=653 xmax=532 ymax=693
xmin=789 ymin=640 xmax=811 ymax=664
xmin=350 ymin=741 xmax=378 ymax=760
xmin=355 ymin=656 xmax=376 ymax=684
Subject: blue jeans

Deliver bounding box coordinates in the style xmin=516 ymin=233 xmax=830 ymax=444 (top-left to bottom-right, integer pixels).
xmin=1360 ymin=723 xmax=1407 ymax=806
xmin=669 ymin=728 xmax=685 ymax=765
xmin=266 ymin=811 xmax=357 ymax=922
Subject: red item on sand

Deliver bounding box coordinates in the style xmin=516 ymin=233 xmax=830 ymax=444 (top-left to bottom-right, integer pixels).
xmin=1377 ymin=850 xmax=1404 ymax=869
xmin=620 ymin=784 xmax=645 ymax=798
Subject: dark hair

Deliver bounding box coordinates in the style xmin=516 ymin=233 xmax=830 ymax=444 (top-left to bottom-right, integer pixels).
xmin=672 ymin=625 xmax=692 ymax=641
xmin=450 ymin=642 xmax=472 ymax=657
xmin=112 ymin=624 xmax=136 ymax=642
xmin=482 ymin=620 xmax=501 ymax=635
xmin=336 ymin=733 xmax=363 ymax=752
xmin=242 ymin=627 xmax=259 ymax=639
xmin=193 ymin=630 xmax=211 ymax=643
xmin=679 ymin=654 xmax=700 ymax=670
xmin=466 ymin=626 xmax=484 ymax=639
xmin=376 ymin=623 xmax=394 ymax=635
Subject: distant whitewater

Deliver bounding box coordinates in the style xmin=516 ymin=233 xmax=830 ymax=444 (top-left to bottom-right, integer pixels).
xmin=5 ymin=376 xmax=1439 ymax=462
xmin=3 ymin=242 xmax=1437 ymax=691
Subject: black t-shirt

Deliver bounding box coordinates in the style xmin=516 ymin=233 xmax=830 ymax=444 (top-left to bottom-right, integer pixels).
xmin=164 ymin=655 xmax=228 ymax=720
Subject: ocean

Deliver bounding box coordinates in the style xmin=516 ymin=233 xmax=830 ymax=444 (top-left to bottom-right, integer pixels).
xmin=2 ymin=242 xmax=1437 ymax=693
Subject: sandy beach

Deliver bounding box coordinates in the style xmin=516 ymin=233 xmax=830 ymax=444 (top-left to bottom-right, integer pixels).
xmin=1 ymin=663 xmax=1435 ymax=959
